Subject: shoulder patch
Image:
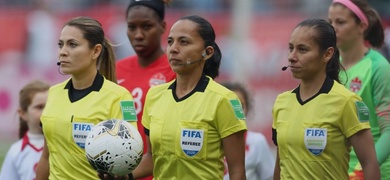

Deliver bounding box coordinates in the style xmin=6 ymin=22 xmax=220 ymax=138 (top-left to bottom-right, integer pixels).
xmin=120 ymin=101 xmax=137 ymax=122
xmin=229 ymin=99 xmax=246 ymax=120
xmin=355 ymin=101 xmax=369 ymax=122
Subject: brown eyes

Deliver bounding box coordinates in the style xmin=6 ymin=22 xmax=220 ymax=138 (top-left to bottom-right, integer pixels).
xmin=58 ymin=42 xmax=77 ymax=48
xmin=167 ymin=39 xmax=189 ymax=46
xmin=128 ymin=25 xmax=152 ymax=31
xmin=289 ymin=47 xmax=308 ymax=53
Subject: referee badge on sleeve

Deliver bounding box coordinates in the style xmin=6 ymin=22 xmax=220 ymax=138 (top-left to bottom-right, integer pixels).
xmin=229 ymin=99 xmax=245 ymax=120
xmin=120 ymin=101 xmax=137 ymax=122
xmin=355 ymin=101 xmax=369 ymax=122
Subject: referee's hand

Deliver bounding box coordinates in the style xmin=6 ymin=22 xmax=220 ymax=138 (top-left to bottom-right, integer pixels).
xmin=97 ymin=172 xmax=134 ymax=180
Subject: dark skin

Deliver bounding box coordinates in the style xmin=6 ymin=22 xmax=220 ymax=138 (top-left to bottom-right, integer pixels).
xmin=98 ymin=5 xmax=166 ymax=180
xmin=126 ymin=5 xmax=166 ymax=67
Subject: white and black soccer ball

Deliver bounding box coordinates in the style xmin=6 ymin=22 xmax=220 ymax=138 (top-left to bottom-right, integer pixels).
xmin=85 ymin=119 xmax=143 ymax=176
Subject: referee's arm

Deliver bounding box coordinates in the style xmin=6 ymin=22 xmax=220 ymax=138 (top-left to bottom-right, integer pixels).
xmin=131 ymin=129 xmax=153 ymax=179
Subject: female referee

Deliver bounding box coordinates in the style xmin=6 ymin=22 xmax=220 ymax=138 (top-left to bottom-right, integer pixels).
xmin=35 ymin=17 xmax=137 ymax=180
xmin=272 ymin=18 xmax=380 ymax=179
xmin=328 ymin=0 xmax=390 ymax=179
xmin=128 ymin=15 xmax=247 ymax=180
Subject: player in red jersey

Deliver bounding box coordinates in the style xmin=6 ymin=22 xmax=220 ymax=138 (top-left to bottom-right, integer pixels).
xmin=116 ymin=1 xmax=175 ymax=179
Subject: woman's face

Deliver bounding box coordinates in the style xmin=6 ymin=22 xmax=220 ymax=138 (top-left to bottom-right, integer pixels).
xmin=19 ymin=91 xmax=48 ymax=134
xmin=288 ymin=26 xmax=328 ymax=81
xmin=328 ymin=4 xmax=364 ymax=50
xmin=166 ymin=19 xmax=206 ymax=74
xmin=58 ymin=25 xmax=100 ymax=76
xmin=127 ymin=6 xmax=165 ymax=57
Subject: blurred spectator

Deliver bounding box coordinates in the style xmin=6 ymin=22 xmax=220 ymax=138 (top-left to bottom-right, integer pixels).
xmin=171 ymin=0 xmax=224 ymax=11
xmin=222 ymin=82 xmax=275 ymax=180
xmin=108 ymin=15 xmax=135 ymax=60
xmin=379 ymin=26 xmax=390 ymax=61
xmin=25 ymin=0 xmax=58 ymax=70
xmin=0 ymin=80 xmax=49 ymax=180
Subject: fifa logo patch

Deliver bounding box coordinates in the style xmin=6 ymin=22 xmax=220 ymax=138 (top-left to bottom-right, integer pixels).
xmin=181 ymin=129 xmax=204 ymax=157
xmin=229 ymin=99 xmax=245 ymax=120
xmin=355 ymin=101 xmax=369 ymax=122
xmin=72 ymin=122 xmax=94 ymax=149
xmin=120 ymin=101 xmax=137 ymax=122
xmin=304 ymin=128 xmax=327 ymax=156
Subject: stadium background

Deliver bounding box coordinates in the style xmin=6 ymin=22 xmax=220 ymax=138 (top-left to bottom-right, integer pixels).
xmin=1 ymin=0 xmax=389 ymax=167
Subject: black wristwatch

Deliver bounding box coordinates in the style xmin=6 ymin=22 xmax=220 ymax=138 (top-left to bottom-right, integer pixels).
xmin=128 ymin=173 xmax=135 ymax=180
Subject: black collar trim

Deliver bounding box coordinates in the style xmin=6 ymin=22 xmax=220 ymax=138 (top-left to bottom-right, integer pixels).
xmin=292 ymin=76 xmax=333 ymax=105
xmin=65 ymin=72 xmax=103 ymax=102
xmin=168 ymin=75 xmax=209 ymax=102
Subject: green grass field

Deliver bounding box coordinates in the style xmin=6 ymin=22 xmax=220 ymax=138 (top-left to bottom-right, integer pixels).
xmin=0 ymin=140 xmax=13 ymax=168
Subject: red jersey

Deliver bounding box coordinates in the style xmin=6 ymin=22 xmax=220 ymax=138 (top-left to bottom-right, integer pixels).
xmin=116 ymin=54 xmax=176 ymax=154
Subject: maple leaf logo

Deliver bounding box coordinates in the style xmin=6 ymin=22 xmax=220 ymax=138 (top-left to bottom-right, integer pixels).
xmin=350 ymin=77 xmax=362 ymax=93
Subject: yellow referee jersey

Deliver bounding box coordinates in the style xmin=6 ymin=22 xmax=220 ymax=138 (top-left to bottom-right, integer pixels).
xmin=41 ymin=73 xmax=137 ymax=179
xmin=142 ymin=75 xmax=247 ymax=179
xmin=272 ymin=77 xmax=370 ymax=179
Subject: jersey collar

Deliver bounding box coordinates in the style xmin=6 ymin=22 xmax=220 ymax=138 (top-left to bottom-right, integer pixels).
xmin=21 ymin=133 xmax=43 ymax=152
xmin=292 ymin=76 xmax=334 ymax=105
xmin=64 ymin=72 xmax=104 ymax=102
xmin=168 ymin=74 xmax=209 ymax=102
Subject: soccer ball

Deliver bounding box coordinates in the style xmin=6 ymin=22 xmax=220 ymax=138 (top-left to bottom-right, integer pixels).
xmin=85 ymin=119 xmax=143 ymax=176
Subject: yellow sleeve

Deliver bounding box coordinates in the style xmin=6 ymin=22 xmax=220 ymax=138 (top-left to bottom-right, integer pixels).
xmin=216 ymin=92 xmax=247 ymax=139
xmin=111 ymin=92 xmax=138 ymax=128
xmin=340 ymin=95 xmax=370 ymax=138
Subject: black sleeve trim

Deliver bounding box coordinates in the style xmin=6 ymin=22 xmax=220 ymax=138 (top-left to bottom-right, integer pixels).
xmin=272 ymin=128 xmax=278 ymax=146
xmin=144 ymin=127 xmax=150 ymax=136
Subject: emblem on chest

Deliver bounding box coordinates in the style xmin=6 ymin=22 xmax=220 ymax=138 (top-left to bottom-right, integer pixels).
xmin=304 ymin=128 xmax=327 ymax=156
xmin=180 ymin=129 xmax=204 ymax=157
xmin=149 ymin=73 xmax=167 ymax=87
